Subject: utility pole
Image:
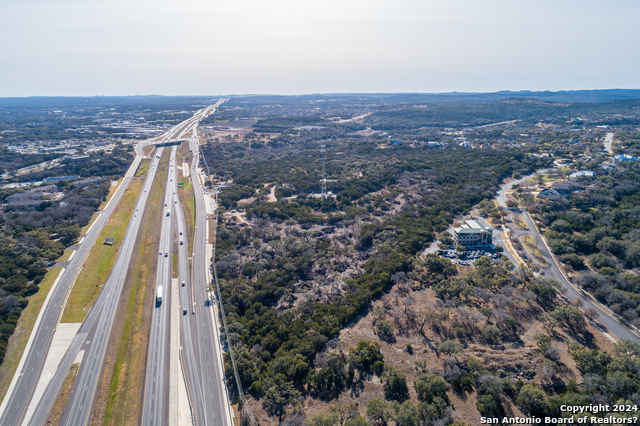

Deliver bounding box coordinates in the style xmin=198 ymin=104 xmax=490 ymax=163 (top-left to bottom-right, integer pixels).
xmin=321 ymin=144 xmax=327 ymax=199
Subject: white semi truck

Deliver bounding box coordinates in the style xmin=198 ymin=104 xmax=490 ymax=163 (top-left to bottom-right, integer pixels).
xmin=156 ymin=285 xmax=163 ymax=306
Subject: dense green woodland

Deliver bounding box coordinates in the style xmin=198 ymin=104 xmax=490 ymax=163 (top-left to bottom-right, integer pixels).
xmin=0 ymin=148 xmax=61 ymax=175
xmin=0 ymin=150 xmax=132 ymax=363
xmin=533 ymin=163 xmax=640 ymax=327
xmin=2 ymin=148 xmax=132 ymax=183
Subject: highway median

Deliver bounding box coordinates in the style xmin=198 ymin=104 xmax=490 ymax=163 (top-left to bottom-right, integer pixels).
xmin=98 ymin=147 xmax=169 ymax=425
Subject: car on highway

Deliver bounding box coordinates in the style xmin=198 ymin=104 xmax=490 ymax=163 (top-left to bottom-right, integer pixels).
xmin=182 ymin=281 xmax=185 ymax=287
xmin=180 ymin=231 xmax=182 ymax=235
xmin=164 ymin=253 xmax=168 ymax=257
xmin=159 ymin=251 xmax=162 ymax=256
xmin=183 ymin=308 xmax=187 ymax=315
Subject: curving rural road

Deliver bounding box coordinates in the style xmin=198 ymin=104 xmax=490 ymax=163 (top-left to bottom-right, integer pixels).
xmin=497 ymin=171 xmax=640 ymax=344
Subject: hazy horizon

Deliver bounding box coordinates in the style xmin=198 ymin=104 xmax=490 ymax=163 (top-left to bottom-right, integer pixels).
xmin=2 ymin=0 xmax=639 ymax=97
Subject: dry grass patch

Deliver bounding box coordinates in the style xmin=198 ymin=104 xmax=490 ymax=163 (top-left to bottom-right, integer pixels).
xmin=520 ymin=234 xmax=549 ymax=267
xmin=47 ymin=363 xmax=79 ymax=424
xmin=512 ymin=214 xmax=528 ymax=230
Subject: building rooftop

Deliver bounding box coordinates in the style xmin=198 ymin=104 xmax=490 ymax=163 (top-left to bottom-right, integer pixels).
xmin=454 ymin=227 xmax=486 ymax=234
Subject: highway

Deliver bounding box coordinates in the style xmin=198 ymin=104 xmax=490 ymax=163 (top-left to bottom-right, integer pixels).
xmin=0 ymin=142 xmax=146 ymax=426
xmin=187 ymin=133 xmax=232 ymax=426
xmin=0 ymin=101 xmax=228 ymax=426
xmin=142 ymin=146 xmax=177 ymax=425
xmin=141 ymin=99 xmax=227 ymax=425
xmin=496 ymin=172 xmax=640 ymax=344
xmin=19 ymin=105 xmax=222 ymax=425
xmin=28 ymin=147 xmax=165 ymax=426
xmin=174 ymin=157 xmax=207 ymax=425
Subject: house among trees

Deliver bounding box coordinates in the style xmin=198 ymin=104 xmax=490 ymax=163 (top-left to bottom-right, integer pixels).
xmin=538 ymin=188 xmax=564 ymax=200
xmin=550 ymin=180 xmax=584 ymax=195
xmin=569 ymin=170 xmax=595 ymax=178
xmin=614 ymin=154 xmax=638 ymax=162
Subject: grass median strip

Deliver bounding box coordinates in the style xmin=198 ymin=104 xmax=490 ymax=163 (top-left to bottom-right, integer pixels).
xmin=179 ymin=177 xmax=196 ymax=254
xmin=61 ymin=178 xmax=143 ymax=323
xmin=47 ymin=363 xmax=78 ymax=424
xmin=520 ymin=234 xmax=549 ymax=267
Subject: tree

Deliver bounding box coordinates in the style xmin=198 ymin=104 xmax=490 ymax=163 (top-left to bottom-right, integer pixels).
xmin=534 ymin=333 xmax=551 ymax=352
xmin=438 ymin=340 xmax=463 ymax=357
xmin=588 ymin=253 xmax=615 ymax=270
xmin=374 ymin=319 xmax=395 ymax=341
xmin=395 ymin=400 xmax=419 ymax=426
xmin=307 ymin=412 xmax=338 ymax=426
xmin=476 ymin=374 xmax=504 ymax=417
xmin=383 ymin=366 xmax=409 ymax=401
xmin=529 ymin=279 xmax=557 ymax=305
xmin=625 ymin=243 xmax=640 ymax=268
xmin=422 ymin=254 xmax=456 ymax=277
xmin=482 ymin=324 xmax=501 ymax=344
xmin=551 ymin=305 xmax=586 ymax=336
xmin=262 ymin=380 xmax=300 ymax=421
xmin=366 ymin=398 xmax=391 ymax=426
xmin=560 ymin=253 xmax=585 ymax=270
xmin=439 ymin=232 xmax=453 ymax=246
xmin=516 ymin=384 xmax=548 ymax=417
xmin=344 ymin=417 xmax=368 ymax=426
xmin=414 ymin=372 xmax=449 ymax=404
xmin=349 ymin=340 xmax=384 ymax=376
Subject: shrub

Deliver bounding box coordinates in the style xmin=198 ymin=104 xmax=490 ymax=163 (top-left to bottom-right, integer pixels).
xmin=383 ymin=366 xmax=409 ymax=401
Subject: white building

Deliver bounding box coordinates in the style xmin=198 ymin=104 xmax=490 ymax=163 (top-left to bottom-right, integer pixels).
xmin=453 ymin=220 xmax=493 ymax=248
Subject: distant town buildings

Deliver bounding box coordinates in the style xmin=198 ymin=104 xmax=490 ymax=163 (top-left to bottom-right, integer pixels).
xmin=43 ymin=176 xmax=80 ymax=183
xmin=569 ymin=170 xmax=595 ymax=178
xmin=2 ymin=184 xmax=63 ymax=210
xmin=614 ymin=154 xmax=638 ymax=162
xmin=453 ymin=220 xmax=493 ymax=248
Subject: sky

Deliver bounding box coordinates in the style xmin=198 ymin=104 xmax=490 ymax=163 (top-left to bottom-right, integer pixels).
xmin=1 ymin=0 xmax=639 ymax=96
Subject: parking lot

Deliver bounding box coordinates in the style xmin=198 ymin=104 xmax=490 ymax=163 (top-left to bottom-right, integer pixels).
xmin=438 ymin=246 xmax=501 ymax=265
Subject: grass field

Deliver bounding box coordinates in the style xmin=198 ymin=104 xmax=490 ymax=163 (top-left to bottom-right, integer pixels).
xmin=61 ymin=178 xmax=143 ymax=323
xmin=98 ymin=147 xmax=168 ymax=425
xmin=0 ymin=267 xmax=62 ymax=402
xmin=512 ymin=215 xmax=528 ymax=230
xmin=172 ymin=253 xmax=178 ymax=278
xmin=179 ymin=140 xmax=193 ymax=165
xmin=178 ymin=176 xmax=196 ymax=254
xmin=520 ymin=234 xmax=549 ymax=267
xmin=135 ymin=158 xmax=151 ymax=177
